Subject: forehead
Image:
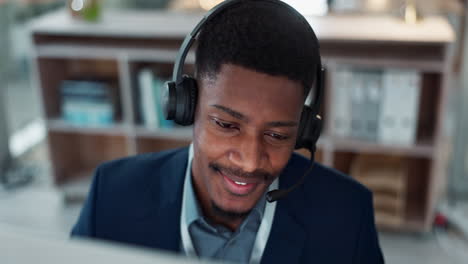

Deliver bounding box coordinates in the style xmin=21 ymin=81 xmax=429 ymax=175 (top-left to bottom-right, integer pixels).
xmin=199 ymin=64 xmax=304 ymax=120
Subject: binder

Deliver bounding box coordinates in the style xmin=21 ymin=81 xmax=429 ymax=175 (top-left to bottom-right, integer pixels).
xmin=362 ymin=70 xmax=382 ymax=142
xmin=61 ymin=80 xmax=114 ymax=127
xmin=350 ymin=70 xmax=366 ymax=140
xmin=378 ymin=70 xmax=421 ymax=145
xmin=399 ymin=71 xmax=421 ymax=145
xmin=332 ymin=67 xmax=352 ymax=138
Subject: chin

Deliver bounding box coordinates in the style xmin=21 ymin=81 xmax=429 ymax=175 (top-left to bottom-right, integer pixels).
xmin=210 ymin=199 xmax=252 ymax=220
xmin=219 ymin=197 xmax=256 ymax=212
xmin=214 ymin=182 xmax=267 ymax=214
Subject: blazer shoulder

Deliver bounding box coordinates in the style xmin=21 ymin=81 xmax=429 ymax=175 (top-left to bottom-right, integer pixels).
xmin=99 ymin=147 xmax=187 ymax=171
xmin=71 ymin=147 xmax=188 ymax=242
xmin=96 ymin=147 xmax=189 ymax=190
xmin=279 ymin=154 xmax=382 ymax=263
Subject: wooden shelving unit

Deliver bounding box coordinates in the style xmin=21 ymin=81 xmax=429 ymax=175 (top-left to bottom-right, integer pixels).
xmin=29 ymin=9 xmax=454 ymax=232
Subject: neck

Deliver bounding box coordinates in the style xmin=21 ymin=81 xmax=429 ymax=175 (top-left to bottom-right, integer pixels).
xmin=202 ymin=202 xmax=244 ymax=232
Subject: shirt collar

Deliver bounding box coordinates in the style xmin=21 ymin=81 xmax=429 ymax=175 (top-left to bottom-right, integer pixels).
xmin=183 ymin=144 xmax=201 ymax=226
xmin=181 ymin=144 xmax=279 ymax=261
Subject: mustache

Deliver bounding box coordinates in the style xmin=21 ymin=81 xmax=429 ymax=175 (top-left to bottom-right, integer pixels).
xmin=209 ymin=162 xmax=274 ymax=182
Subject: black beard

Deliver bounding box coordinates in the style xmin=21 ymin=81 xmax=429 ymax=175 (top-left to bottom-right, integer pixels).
xmin=206 ymin=162 xmax=273 ymax=221
xmin=211 ymin=200 xmax=251 ymax=221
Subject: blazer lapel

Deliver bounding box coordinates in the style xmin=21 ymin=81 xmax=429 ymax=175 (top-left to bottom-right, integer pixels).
xmin=261 ymin=198 xmax=306 ymax=264
xmin=261 ymin=154 xmax=309 ymax=263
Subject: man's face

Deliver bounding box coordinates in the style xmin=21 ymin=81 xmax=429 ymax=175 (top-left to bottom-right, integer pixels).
xmin=192 ymin=64 xmax=304 ymax=218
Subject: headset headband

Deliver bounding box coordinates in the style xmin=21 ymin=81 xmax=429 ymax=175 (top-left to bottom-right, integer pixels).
xmin=173 ymin=0 xmax=324 ymax=113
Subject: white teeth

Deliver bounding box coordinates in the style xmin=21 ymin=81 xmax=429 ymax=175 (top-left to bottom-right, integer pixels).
xmin=234 ymin=181 xmax=247 ymax=186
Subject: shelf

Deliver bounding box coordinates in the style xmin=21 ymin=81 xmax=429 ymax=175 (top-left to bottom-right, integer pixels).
xmin=30 ymin=9 xmax=453 ymax=233
xmin=333 ymin=151 xmax=431 ymax=232
xmin=136 ymin=136 xmax=191 ymax=154
xmin=30 ymin=9 xmax=454 ymax=44
xmin=47 ymin=119 xmax=129 ymax=136
xmin=308 ymin=15 xmax=454 ymax=44
xmin=35 ymin=44 xmax=195 ymax=63
xmin=135 ymin=126 xmax=193 ymax=140
xmin=30 ymin=9 xmax=204 ymax=39
xmin=48 ymin=131 xmax=129 ymax=184
xmin=325 ymin=57 xmax=445 ymax=72
xmin=331 ymin=137 xmax=434 ymax=158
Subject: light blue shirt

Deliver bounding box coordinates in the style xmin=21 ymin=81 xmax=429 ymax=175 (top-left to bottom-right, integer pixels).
xmin=180 ymin=144 xmax=278 ymax=263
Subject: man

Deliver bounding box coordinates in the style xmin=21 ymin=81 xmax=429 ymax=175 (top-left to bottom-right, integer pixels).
xmin=72 ymin=1 xmax=384 ymax=263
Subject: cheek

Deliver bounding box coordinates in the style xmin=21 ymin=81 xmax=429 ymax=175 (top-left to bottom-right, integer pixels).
xmin=268 ymin=148 xmax=294 ymax=175
xmin=194 ymin=118 xmax=228 ymax=159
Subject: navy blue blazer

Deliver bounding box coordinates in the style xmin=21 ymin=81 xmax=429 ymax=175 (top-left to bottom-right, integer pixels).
xmin=72 ymin=147 xmax=384 ymax=263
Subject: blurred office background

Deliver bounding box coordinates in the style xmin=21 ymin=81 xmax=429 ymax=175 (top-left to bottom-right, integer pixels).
xmin=1 ymin=0 xmax=468 ymax=263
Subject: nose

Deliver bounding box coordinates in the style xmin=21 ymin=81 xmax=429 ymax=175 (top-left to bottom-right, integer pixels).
xmin=229 ymin=134 xmax=266 ymax=173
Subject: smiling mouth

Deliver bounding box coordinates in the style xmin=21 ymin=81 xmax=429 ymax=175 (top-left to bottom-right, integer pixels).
xmin=209 ymin=162 xmax=273 ymax=196
xmin=217 ymin=170 xmax=259 ymax=196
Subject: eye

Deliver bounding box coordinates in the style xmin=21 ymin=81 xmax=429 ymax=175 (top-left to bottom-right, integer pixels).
xmin=211 ymin=118 xmax=238 ymax=130
xmin=216 ymin=120 xmax=234 ymax=129
xmin=265 ymin=132 xmax=290 ymax=141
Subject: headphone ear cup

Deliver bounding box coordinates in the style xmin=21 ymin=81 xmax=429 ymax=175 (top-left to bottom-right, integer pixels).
xmin=295 ymin=106 xmax=322 ymax=150
xmin=174 ymin=75 xmax=198 ymax=126
xmin=163 ymin=81 xmax=177 ymax=121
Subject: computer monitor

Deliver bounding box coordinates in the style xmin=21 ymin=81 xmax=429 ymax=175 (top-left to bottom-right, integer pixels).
xmin=1 ymin=224 xmax=218 ymax=264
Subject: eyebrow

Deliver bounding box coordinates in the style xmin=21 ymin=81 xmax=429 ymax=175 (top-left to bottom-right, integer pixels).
xmin=211 ymin=104 xmax=248 ymax=121
xmin=266 ymin=121 xmax=298 ymax=127
xmin=210 ymin=104 xmax=298 ymax=127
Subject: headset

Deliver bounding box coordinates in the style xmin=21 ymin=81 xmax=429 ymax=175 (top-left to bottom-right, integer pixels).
xmin=163 ymin=0 xmax=324 ymax=202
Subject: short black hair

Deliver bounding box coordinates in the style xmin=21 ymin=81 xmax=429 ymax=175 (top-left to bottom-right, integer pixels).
xmin=195 ymin=0 xmax=320 ymax=97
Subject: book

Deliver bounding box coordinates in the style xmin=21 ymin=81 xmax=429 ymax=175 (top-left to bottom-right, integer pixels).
xmin=138 ymin=68 xmax=174 ymax=129
xmin=60 ymin=80 xmax=114 ymax=127
xmin=153 ymin=77 xmax=174 ymax=129
xmin=138 ymin=68 xmax=159 ymax=128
